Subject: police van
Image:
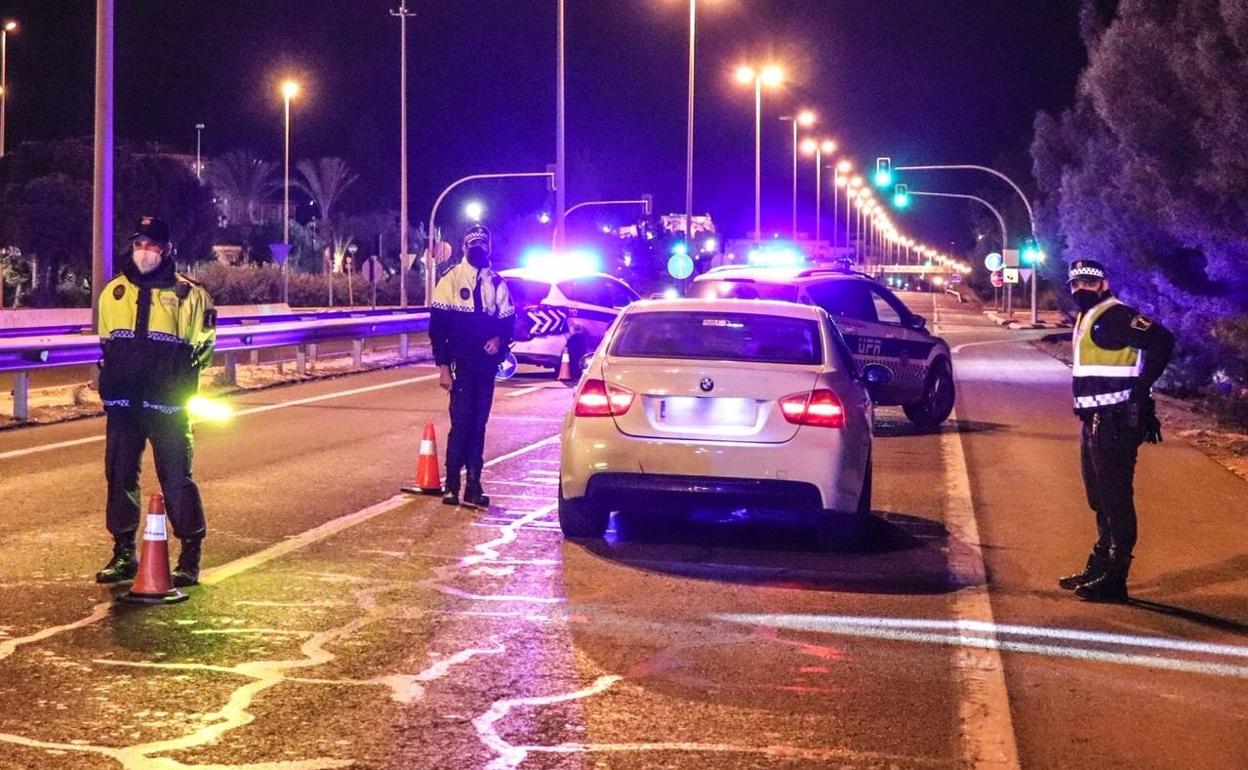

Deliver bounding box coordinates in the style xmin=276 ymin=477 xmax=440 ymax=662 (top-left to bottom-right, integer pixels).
xmin=689 ymin=265 xmax=954 ymax=427
xmin=499 ymin=268 xmax=640 ymax=374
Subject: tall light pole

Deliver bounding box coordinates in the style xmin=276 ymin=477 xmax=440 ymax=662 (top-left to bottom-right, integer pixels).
xmin=91 ymin=1 xmax=113 ymax=327
xmin=735 ymin=64 xmax=783 ymax=243
xmin=833 ymin=160 xmax=851 ymax=249
xmin=779 ymin=110 xmax=814 ymax=239
xmin=194 ymin=123 xmax=205 ymax=181
xmin=801 ymin=138 xmax=836 ymax=243
xmin=391 ymin=1 xmax=413 ymax=308
xmin=0 ymin=20 xmax=16 ymax=158
xmin=683 ymin=0 xmax=696 ymax=248
xmin=281 ymin=79 xmax=299 ymax=305
xmin=554 ymin=0 xmax=567 ymax=252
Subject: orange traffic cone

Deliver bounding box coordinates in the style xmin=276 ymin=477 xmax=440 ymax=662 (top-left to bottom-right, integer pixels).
xmin=557 ymin=349 xmax=575 ymax=382
xmin=401 ymin=422 xmax=443 ymax=495
xmin=120 ymin=495 xmax=188 ymax=605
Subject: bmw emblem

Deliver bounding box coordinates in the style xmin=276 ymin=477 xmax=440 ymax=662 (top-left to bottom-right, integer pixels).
xmin=699 ymin=377 xmax=714 ymax=392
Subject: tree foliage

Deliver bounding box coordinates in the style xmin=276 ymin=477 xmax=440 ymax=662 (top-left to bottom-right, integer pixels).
xmin=1032 ymin=0 xmax=1248 ymax=385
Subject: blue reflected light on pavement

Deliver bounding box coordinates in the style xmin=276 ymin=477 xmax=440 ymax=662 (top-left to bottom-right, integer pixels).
xmin=713 ymin=613 xmax=1248 ymax=679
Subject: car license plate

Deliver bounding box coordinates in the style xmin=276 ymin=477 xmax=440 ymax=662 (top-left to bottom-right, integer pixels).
xmin=657 ymin=397 xmax=758 ymax=427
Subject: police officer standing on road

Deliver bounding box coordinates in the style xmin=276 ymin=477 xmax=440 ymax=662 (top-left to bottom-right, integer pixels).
xmin=1059 ymin=259 xmax=1174 ymax=603
xmin=429 ymin=225 xmax=514 ymax=509
xmin=95 ymin=216 xmax=217 ymax=588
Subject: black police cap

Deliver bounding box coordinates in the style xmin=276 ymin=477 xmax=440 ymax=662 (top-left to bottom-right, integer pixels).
xmin=131 ymin=216 xmax=171 ymax=244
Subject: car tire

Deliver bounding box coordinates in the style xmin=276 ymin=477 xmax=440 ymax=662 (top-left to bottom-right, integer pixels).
xmin=856 ymin=453 xmax=873 ymax=518
xmin=903 ymin=359 xmax=955 ymax=430
xmin=558 ymin=487 xmax=609 ymax=539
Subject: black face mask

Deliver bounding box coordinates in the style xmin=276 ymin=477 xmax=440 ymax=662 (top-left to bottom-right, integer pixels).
xmin=1073 ymin=289 xmax=1102 ymax=312
xmin=466 ymin=246 xmax=490 ymax=269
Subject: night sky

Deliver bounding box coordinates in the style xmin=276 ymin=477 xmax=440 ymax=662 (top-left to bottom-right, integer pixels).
xmin=0 ymin=1 xmax=1087 ymax=250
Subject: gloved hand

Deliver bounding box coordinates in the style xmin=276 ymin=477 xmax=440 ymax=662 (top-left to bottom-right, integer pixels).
xmin=1139 ymin=397 xmax=1163 ymax=444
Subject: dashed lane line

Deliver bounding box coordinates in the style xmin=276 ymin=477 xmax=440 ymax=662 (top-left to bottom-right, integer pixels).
xmin=0 ymin=370 xmax=440 ymax=462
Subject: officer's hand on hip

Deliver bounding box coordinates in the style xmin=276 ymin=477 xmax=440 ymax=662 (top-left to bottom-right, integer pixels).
xmin=439 ymin=365 xmax=453 ymax=392
xmin=483 ymin=337 xmax=501 ymax=356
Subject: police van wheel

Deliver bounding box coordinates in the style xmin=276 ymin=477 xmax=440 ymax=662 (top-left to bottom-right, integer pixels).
xmin=558 ymin=487 xmax=609 ymax=539
xmin=903 ymin=361 xmax=955 ymax=429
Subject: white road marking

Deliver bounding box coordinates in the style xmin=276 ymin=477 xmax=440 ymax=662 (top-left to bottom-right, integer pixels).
xmin=0 ymin=370 xmax=439 ymax=462
xmin=505 ymin=384 xmax=546 ymax=398
xmin=941 ymin=408 xmax=1023 ymax=770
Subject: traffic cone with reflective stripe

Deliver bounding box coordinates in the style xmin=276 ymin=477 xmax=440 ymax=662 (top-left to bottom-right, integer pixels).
xmin=557 ymin=349 xmax=575 ymax=382
xmin=120 ymin=495 xmax=188 ymax=605
xmin=401 ymin=422 xmax=443 ymax=495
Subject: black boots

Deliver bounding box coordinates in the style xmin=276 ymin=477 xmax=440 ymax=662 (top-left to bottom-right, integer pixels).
xmin=443 ymin=468 xmax=461 ymax=506
xmin=462 ymin=472 xmax=490 ymax=509
xmin=172 ymin=539 xmax=202 ymax=588
xmin=1075 ymin=553 xmax=1132 ymax=603
xmin=1058 ymin=548 xmax=1109 ymax=590
xmin=95 ymin=541 xmax=138 ymax=584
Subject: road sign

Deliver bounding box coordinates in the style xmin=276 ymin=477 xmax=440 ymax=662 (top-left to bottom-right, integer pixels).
xmin=496 ymin=352 xmax=518 ymax=381
xmin=400 ymin=252 xmax=418 ymax=270
xmin=421 ymin=242 xmax=453 ymax=266
xmin=1003 ymin=267 xmax=1020 ymax=284
xmin=1019 ymin=268 xmax=1033 ymax=283
xmin=363 ymin=256 xmax=383 ymax=282
xmin=990 ymin=270 xmax=1004 ymax=288
xmin=269 ymin=243 xmax=292 ymax=265
xmin=1003 ymin=248 xmax=1020 ymax=267
xmin=525 ymin=305 xmax=569 ymax=337
xmin=948 ymin=273 xmax=963 ymax=284
xmin=984 ymin=252 xmax=1003 ymax=271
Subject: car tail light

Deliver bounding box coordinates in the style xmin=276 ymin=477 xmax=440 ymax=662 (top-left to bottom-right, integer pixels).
xmin=779 ymin=389 xmax=845 ymax=428
xmin=575 ymin=378 xmax=635 ymax=417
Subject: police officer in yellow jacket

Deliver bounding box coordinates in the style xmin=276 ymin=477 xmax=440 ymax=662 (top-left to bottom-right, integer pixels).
xmin=1059 ymin=259 xmax=1174 ymax=603
xmin=95 ymin=216 xmax=216 ymax=587
xmin=429 ymin=225 xmax=514 ymax=508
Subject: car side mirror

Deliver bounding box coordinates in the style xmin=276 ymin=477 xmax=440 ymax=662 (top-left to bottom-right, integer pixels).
xmin=860 ymin=363 xmax=893 ymax=386
xmin=906 ymin=314 xmax=927 ymax=330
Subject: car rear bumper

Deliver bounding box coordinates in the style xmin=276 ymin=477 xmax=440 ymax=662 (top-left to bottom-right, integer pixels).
xmin=585 ymin=472 xmax=823 ymax=512
xmin=559 ymin=415 xmax=868 ymax=512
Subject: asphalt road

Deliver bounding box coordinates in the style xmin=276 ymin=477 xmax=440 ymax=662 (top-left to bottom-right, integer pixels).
xmin=0 ymin=293 xmax=1244 ymax=769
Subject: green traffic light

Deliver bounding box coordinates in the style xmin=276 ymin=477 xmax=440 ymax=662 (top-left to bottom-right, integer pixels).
xmin=893 ymin=193 xmax=909 ymax=208
xmin=875 ymin=170 xmax=893 ymax=187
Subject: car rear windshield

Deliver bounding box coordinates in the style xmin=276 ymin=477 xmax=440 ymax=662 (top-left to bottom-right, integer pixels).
xmin=610 ymin=311 xmax=822 ymax=365
xmin=687 ymin=279 xmax=799 ymax=302
xmin=503 ymin=278 xmax=552 ymax=306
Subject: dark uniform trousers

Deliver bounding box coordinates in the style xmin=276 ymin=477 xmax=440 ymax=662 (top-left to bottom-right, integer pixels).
xmin=105 ymin=408 xmax=206 ymax=542
xmin=445 ymin=358 xmax=497 ymax=481
xmin=1079 ymin=406 xmax=1142 ymax=558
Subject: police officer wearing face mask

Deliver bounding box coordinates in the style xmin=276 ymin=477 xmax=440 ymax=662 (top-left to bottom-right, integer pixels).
xmin=1059 ymin=259 xmax=1174 ymax=602
xmin=429 ymin=225 xmax=515 ymax=508
xmin=95 ymin=216 xmax=217 ymax=587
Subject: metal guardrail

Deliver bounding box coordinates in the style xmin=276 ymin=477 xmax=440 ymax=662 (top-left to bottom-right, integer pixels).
xmin=1 ymin=308 xmax=431 ymax=421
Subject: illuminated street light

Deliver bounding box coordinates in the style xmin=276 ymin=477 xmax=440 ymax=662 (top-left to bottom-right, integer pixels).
xmin=538 ymin=212 xmax=551 ymax=224
xmin=1 ymin=19 xmax=17 ymax=158
xmin=736 ymin=62 xmax=785 ymax=242
xmin=780 ymin=108 xmax=814 ymax=238
xmin=801 ymin=137 xmax=837 ymax=242
xmin=280 ymin=78 xmax=300 ymax=304
xmin=194 ymin=123 xmax=205 ymax=181
xmin=464 ymin=200 xmax=484 ymax=221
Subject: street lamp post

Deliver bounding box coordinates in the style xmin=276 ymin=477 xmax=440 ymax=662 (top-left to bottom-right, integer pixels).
xmin=801 ymin=138 xmax=836 ymax=243
xmin=194 ymin=123 xmax=205 ymax=181
xmin=832 ymin=160 xmax=851 ymax=249
xmin=779 ymin=110 xmax=814 ymax=239
xmin=281 ymin=80 xmax=299 ymax=305
xmin=391 ymin=0 xmax=413 ymax=309
xmin=554 ymin=0 xmax=567 ymax=252
xmin=91 ymin=0 xmax=114 ymax=329
xmin=736 ymin=64 xmax=783 ymax=243
xmin=1 ymin=20 xmax=16 ymax=158
xmin=684 ymin=0 xmax=696 ymax=249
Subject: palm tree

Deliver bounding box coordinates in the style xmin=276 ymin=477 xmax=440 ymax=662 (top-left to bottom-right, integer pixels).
xmin=295 ymin=157 xmax=359 ymax=230
xmin=205 ymin=150 xmax=279 ymax=226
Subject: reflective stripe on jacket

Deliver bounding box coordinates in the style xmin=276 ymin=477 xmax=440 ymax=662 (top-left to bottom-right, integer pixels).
xmin=1072 ymin=297 xmax=1141 ymax=413
xmin=429 ymin=259 xmax=515 ymax=367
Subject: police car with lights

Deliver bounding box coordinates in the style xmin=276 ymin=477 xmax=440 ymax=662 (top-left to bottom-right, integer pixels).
xmin=689 ymin=265 xmax=954 ymax=427
xmin=500 ymin=267 xmax=640 ymax=374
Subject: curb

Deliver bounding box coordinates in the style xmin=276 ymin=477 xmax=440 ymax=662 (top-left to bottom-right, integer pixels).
xmin=983 ymin=310 xmax=1070 ymax=330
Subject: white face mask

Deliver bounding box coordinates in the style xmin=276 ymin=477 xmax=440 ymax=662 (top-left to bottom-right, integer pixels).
xmin=133 ymin=246 xmax=164 ymax=274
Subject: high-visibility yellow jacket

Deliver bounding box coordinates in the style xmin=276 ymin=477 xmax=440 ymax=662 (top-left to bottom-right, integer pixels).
xmin=97 ymin=259 xmax=216 ymax=412
xmin=429 ymin=258 xmax=514 ymax=367
xmin=1071 ymin=293 xmax=1174 ymax=415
